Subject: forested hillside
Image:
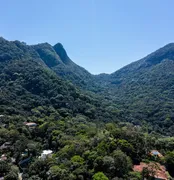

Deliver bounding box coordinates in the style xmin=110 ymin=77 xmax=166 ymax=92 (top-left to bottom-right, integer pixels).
xmin=33 ymin=42 xmax=98 ymax=91
xmin=0 ymin=37 xmax=118 ymax=122
xmin=95 ymin=43 xmax=174 ymax=136
xmin=0 ymin=37 xmax=174 ymax=179
xmin=32 ymin=40 xmax=174 ymax=136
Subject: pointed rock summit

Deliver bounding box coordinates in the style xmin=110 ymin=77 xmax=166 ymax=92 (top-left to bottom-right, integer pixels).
xmin=53 ymin=43 xmax=70 ymax=65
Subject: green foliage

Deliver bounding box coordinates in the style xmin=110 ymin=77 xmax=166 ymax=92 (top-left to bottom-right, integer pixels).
xmin=92 ymin=172 xmax=109 ymax=180
xmin=112 ymin=150 xmax=132 ymax=177
xmin=0 ymin=161 xmax=10 ymax=174
xmin=96 ymin=44 xmax=174 ymax=136
xmin=1 ymin=37 xmax=174 ymax=179
xmin=71 ymin=155 xmax=84 ymax=165
xmin=4 ymin=165 xmax=19 ymax=180
xmin=48 ymin=166 xmax=69 ymax=180
xmin=129 ymin=171 xmax=142 ymax=180
xmin=165 ymin=151 xmax=174 ymax=176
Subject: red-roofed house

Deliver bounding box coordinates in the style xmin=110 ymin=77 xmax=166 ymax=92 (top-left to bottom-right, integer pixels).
xmin=133 ymin=162 xmax=169 ymax=180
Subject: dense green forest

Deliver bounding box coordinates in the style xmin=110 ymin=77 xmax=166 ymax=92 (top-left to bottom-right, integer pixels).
xmin=33 ymin=39 xmax=174 ymax=136
xmin=95 ymin=44 xmax=174 ymax=136
xmin=0 ymin=37 xmax=174 ymax=179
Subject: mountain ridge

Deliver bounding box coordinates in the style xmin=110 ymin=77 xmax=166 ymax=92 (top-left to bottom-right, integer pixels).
xmin=1 ymin=37 xmax=174 ymax=135
xmin=2 ymin=36 xmax=174 ymax=75
xmin=1 ymin=37 xmax=174 ymax=179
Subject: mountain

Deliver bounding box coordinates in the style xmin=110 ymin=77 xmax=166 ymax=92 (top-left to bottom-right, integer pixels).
xmin=1 ymin=37 xmax=174 ymax=179
xmin=0 ymin=37 xmax=117 ymax=123
xmin=96 ymin=43 xmax=174 ymax=135
xmin=33 ymin=42 xmax=98 ymax=91
xmin=1 ymin=37 xmax=174 ymax=136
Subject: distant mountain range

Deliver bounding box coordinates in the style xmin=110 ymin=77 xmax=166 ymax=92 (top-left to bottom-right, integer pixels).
xmin=1 ymin=37 xmax=174 ymax=135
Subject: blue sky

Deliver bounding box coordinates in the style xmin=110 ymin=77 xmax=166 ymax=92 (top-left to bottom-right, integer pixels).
xmin=0 ymin=0 xmax=174 ymax=74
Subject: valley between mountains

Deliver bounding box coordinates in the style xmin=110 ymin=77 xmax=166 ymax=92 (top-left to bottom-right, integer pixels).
xmin=0 ymin=37 xmax=174 ymax=179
